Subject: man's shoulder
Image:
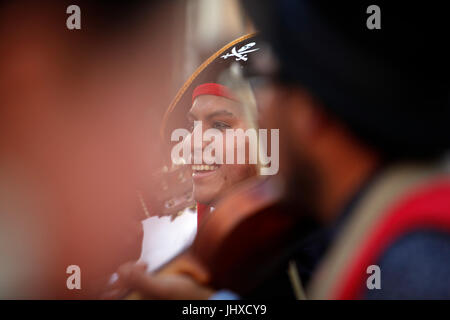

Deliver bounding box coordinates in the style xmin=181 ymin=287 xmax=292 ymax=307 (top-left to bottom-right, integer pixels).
xmin=364 ymin=230 xmax=450 ymax=299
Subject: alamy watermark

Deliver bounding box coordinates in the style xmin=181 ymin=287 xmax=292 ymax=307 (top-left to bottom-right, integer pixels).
xmin=171 ymin=121 xmax=279 ymax=176
xmin=66 ymin=5 xmax=81 ymax=30
xmin=66 ymin=265 xmax=81 ymax=290
xmin=366 ymin=264 xmax=381 ymax=290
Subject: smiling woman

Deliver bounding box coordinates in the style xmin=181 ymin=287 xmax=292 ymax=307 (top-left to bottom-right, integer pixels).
xmin=161 ymin=33 xmax=263 ymax=224
xmin=136 ymin=34 xmax=263 ymax=275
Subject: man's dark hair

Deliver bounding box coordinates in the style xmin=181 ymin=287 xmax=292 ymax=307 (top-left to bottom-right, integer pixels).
xmin=243 ymin=0 xmax=450 ymax=159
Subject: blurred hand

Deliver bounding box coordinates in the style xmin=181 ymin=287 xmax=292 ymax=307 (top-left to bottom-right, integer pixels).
xmin=101 ymin=261 xmax=215 ymax=300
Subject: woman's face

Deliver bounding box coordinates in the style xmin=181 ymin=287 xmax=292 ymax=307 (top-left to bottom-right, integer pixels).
xmin=187 ymin=95 xmax=257 ymax=205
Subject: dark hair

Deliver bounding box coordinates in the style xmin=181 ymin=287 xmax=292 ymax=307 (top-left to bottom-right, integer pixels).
xmin=243 ymin=0 xmax=450 ymax=159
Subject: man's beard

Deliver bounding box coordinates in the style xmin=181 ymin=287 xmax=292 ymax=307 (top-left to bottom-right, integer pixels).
xmin=282 ymin=150 xmax=322 ymax=223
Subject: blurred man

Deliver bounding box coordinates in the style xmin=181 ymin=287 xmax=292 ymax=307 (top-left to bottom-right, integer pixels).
xmin=244 ymin=0 xmax=450 ymax=299
xmin=115 ymin=1 xmax=450 ymax=299
xmin=0 ymin=0 xmax=181 ymax=298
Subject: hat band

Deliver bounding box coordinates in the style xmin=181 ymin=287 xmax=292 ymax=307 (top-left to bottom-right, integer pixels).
xmin=192 ymin=83 xmax=237 ymax=103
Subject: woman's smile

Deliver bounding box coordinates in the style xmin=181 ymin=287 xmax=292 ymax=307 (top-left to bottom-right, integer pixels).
xmin=192 ymin=164 xmax=221 ymax=181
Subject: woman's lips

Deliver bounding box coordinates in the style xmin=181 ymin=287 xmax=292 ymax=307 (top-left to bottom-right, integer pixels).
xmin=192 ymin=164 xmax=220 ymax=180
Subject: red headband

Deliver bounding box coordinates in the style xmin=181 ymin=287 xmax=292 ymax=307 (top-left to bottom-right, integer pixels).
xmin=192 ymin=83 xmax=237 ymax=103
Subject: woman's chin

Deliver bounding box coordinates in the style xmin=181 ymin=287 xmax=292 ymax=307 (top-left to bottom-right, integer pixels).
xmin=193 ymin=188 xmax=217 ymax=206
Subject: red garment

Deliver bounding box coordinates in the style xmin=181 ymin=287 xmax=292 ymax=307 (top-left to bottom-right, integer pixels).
xmin=196 ymin=202 xmax=210 ymax=229
xmin=333 ymin=179 xmax=450 ymax=299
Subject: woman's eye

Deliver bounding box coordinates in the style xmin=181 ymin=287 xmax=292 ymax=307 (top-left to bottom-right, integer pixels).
xmin=213 ymin=121 xmax=231 ymax=130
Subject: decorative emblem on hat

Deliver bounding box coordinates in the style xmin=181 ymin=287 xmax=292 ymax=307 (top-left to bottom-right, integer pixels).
xmin=221 ymin=42 xmax=259 ymax=61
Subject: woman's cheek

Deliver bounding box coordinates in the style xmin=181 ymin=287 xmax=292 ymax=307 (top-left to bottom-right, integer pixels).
xmin=222 ymin=134 xmax=233 ymax=164
xmin=224 ymin=134 xmax=248 ymax=165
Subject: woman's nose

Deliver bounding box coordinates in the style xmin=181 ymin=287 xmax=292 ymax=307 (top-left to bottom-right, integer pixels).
xmin=188 ymin=122 xmax=209 ymax=153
